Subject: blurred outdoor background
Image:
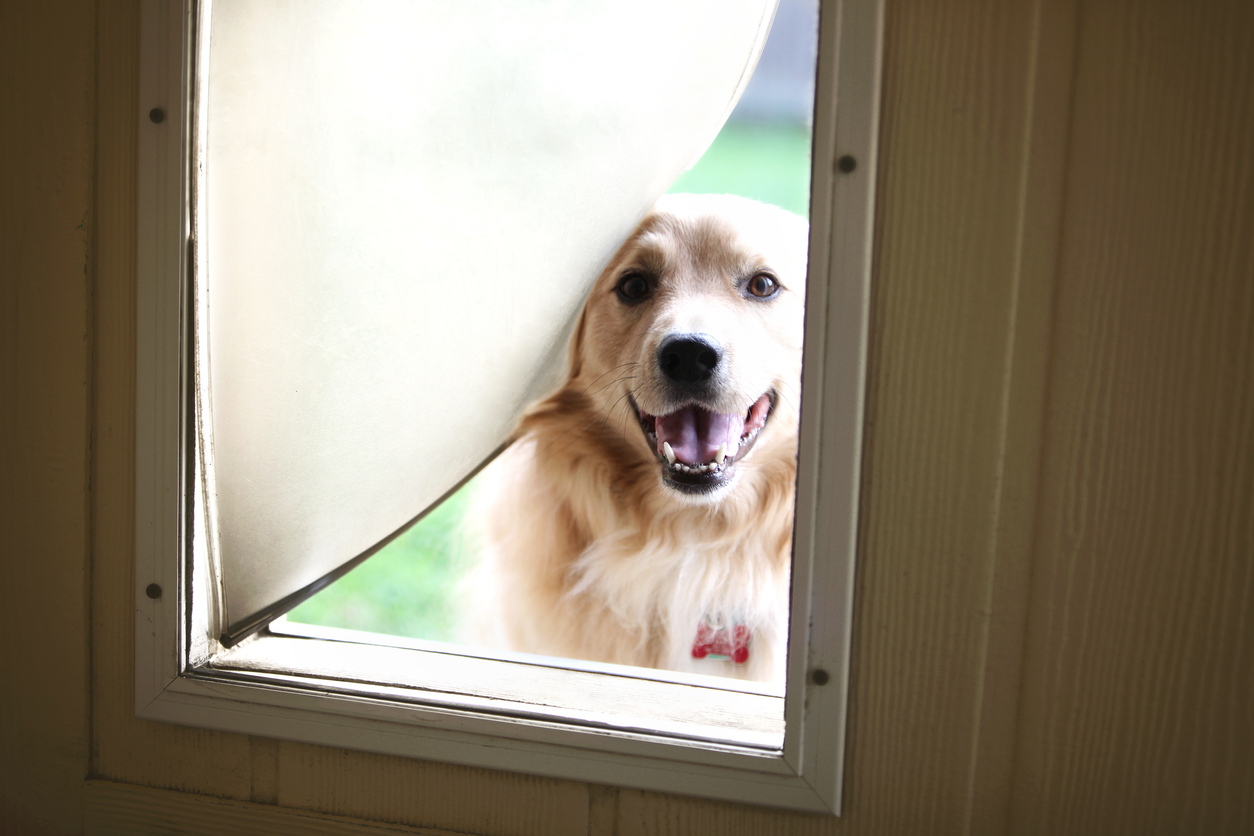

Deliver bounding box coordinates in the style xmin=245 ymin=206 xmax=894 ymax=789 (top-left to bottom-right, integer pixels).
xmin=286 ymin=0 xmax=819 ymax=641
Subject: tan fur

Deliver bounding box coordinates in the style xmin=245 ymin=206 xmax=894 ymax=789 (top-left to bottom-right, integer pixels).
xmin=466 ymin=194 xmax=807 ymax=684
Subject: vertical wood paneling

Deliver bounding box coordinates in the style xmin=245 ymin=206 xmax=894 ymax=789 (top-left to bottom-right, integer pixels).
xmin=1009 ymin=1 xmax=1254 ymax=833
xmin=249 ymin=737 xmax=280 ymax=804
xmin=0 ymin=2 xmax=97 ymax=834
xmin=963 ymin=1 xmax=1078 ymax=833
xmin=616 ymin=788 xmax=830 ymax=836
xmin=83 ymin=779 xmax=467 ymax=836
xmin=586 ymin=785 xmax=619 ymax=836
xmin=274 ymin=743 xmax=589 ymax=836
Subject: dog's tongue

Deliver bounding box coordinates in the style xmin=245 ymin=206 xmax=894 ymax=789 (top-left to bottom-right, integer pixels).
xmin=655 ymin=406 xmax=745 ymax=464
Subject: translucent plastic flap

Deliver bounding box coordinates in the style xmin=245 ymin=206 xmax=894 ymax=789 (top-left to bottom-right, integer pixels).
xmin=203 ymin=0 xmax=778 ymax=635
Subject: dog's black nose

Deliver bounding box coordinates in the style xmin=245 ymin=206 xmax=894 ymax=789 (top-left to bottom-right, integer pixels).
xmin=657 ymin=334 xmax=722 ymax=384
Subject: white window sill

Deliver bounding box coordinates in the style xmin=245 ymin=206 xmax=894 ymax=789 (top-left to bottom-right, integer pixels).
xmin=218 ymin=620 xmax=785 ymax=751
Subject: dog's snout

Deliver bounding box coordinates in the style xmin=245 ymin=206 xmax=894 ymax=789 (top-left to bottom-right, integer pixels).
xmin=657 ymin=334 xmax=722 ymax=384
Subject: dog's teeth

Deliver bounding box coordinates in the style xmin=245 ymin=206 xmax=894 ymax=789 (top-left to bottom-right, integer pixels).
xmin=714 ymin=442 xmax=727 ymax=465
xmin=662 ymin=442 xmax=676 ymax=465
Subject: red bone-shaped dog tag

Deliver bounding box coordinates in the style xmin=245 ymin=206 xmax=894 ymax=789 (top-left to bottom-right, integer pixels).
xmin=692 ymin=622 xmax=751 ymax=664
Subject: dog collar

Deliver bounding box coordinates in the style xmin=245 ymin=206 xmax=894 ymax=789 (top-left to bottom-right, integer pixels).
xmin=691 ymin=620 xmax=751 ymax=664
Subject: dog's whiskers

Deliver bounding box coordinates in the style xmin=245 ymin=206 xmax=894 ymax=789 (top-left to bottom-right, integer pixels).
xmin=591 ymin=375 xmax=639 ymax=417
xmin=597 ymin=389 xmax=640 ymax=443
xmin=583 ymin=362 xmax=641 ymax=397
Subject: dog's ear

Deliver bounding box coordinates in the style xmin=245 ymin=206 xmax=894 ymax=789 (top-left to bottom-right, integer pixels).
xmin=564 ymin=298 xmax=590 ymax=381
xmin=564 ymin=208 xmax=665 ymax=383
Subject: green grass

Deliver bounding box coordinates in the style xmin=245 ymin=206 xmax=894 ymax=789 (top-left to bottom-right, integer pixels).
xmin=286 ymin=119 xmax=813 ymax=641
xmin=286 ymin=479 xmax=479 ymax=641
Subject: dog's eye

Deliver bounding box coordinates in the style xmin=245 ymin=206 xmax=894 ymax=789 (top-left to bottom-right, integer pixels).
xmin=616 ymin=272 xmax=651 ymax=302
xmin=746 ymin=272 xmax=780 ymax=299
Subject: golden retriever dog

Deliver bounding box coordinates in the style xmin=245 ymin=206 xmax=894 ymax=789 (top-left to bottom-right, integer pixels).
xmin=469 ymin=194 xmax=806 ymax=684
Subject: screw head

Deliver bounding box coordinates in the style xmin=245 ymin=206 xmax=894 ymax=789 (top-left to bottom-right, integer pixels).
xmin=837 ymin=155 xmax=857 ymax=174
xmin=145 ymin=583 xmax=162 ymax=600
xmin=812 ymin=668 xmax=830 ymax=686
xmin=149 ymin=107 xmax=166 ymax=124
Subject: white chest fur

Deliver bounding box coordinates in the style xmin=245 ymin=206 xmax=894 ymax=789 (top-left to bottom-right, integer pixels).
xmin=567 ymin=522 xmax=791 ymax=683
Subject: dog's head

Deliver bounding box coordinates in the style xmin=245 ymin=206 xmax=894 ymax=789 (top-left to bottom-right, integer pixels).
xmin=566 ymin=194 xmax=807 ymax=503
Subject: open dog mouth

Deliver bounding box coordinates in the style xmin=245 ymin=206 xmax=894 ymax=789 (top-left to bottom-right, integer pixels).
xmin=630 ymin=392 xmax=775 ymax=493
